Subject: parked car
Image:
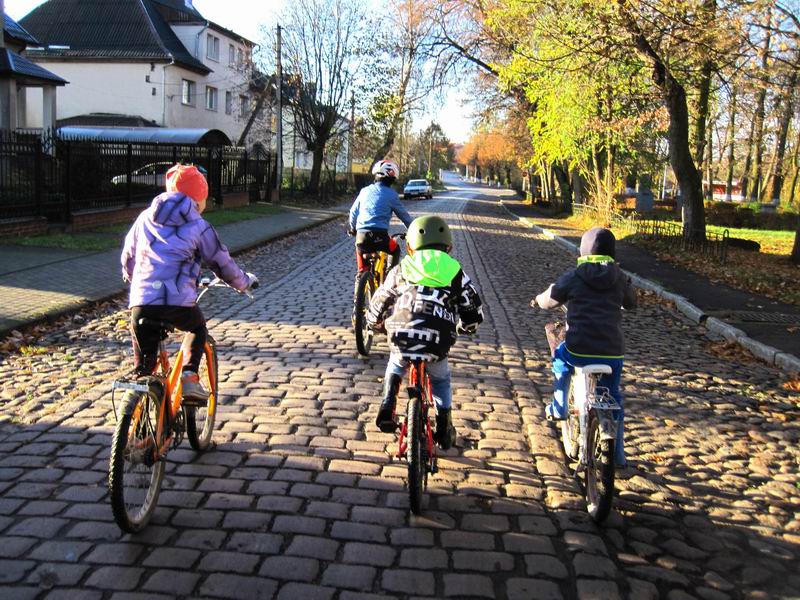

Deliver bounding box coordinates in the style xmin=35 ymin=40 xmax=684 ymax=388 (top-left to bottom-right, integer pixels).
xmin=403 ymin=179 xmax=433 ymax=199
xmin=111 ymin=162 xmax=172 ymax=187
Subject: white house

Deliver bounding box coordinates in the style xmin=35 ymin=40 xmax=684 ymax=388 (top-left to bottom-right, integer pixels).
xmin=20 ymin=0 xmax=264 ymax=146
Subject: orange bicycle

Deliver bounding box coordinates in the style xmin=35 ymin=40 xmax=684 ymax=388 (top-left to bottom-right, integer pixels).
xmin=108 ymin=276 xmax=252 ymax=532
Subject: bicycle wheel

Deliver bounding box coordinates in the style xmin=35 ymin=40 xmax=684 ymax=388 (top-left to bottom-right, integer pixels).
xmin=108 ymin=384 xmax=166 ymax=533
xmin=584 ymin=410 xmax=615 ymax=523
xmin=560 ymin=379 xmax=580 ymax=460
xmin=407 ymin=388 xmax=426 ymax=514
xmin=186 ymin=336 xmax=218 ymax=452
xmin=354 ymin=270 xmax=374 ymax=356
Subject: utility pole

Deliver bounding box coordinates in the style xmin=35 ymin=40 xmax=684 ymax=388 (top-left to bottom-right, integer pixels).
xmin=272 ymin=24 xmax=283 ymax=203
xmin=348 ymin=93 xmax=354 ymax=189
xmin=428 ymin=129 xmax=433 ymax=178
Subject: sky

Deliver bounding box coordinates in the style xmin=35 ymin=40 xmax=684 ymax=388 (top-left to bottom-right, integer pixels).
xmin=5 ymin=0 xmax=473 ymax=142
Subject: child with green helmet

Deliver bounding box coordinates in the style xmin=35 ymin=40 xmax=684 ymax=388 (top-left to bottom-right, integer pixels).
xmin=367 ymin=215 xmax=484 ymax=449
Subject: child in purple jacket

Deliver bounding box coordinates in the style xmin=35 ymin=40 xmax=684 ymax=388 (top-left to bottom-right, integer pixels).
xmin=121 ymin=164 xmax=256 ymax=402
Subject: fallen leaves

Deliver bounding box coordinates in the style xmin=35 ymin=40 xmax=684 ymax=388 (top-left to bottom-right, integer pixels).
xmin=783 ymin=379 xmax=800 ymax=393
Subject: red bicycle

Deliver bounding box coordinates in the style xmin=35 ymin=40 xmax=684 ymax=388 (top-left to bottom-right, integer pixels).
xmin=396 ymin=359 xmax=438 ymax=514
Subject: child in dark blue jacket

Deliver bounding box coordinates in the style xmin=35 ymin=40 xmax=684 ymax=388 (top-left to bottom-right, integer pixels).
xmin=534 ymin=227 xmax=637 ymax=466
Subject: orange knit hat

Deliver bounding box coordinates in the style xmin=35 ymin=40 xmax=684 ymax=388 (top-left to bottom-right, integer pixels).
xmin=165 ymin=164 xmax=208 ymax=202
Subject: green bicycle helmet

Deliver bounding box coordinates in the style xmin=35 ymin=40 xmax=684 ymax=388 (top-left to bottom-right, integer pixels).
xmin=406 ymin=215 xmax=453 ymax=250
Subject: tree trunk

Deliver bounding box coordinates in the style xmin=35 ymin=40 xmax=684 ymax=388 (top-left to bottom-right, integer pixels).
xmin=725 ymin=89 xmax=737 ymax=201
xmin=766 ymin=55 xmax=799 ymax=204
xmin=750 ymin=10 xmax=774 ymax=202
xmin=741 ymin=116 xmax=756 ymax=199
xmin=307 ymin=145 xmax=325 ymax=193
xmin=616 ymin=2 xmax=705 ymax=240
xmin=705 ymin=115 xmax=714 ymax=200
xmin=789 ymin=128 xmax=800 ymax=207
xmin=792 ymin=225 xmax=800 ymax=265
xmin=694 ymin=63 xmax=713 ymax=172
xmin=371 ymin=47 xmax=415 ymax=167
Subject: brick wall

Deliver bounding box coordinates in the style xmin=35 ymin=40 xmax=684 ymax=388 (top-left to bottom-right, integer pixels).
xmin=0 ymin=217 xmax=49 ymax=237
xmin=221 ymin=192 xmax=250 ymax=209
xmin=69 ymin=205 xmax=147 ymax=232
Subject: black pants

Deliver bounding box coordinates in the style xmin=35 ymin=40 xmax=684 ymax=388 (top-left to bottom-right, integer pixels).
xmin=131 ymin=305 xmax=206 ymax=375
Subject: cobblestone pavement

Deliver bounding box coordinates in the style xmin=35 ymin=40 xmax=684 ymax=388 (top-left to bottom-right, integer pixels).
xmin=0 ymin=180 xmax=798 ymax=599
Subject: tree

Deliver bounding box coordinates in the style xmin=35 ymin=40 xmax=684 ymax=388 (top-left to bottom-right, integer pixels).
xmin=266 ymin=0 xmax=368 ymax=193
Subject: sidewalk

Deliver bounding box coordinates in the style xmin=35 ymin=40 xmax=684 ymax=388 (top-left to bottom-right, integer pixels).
xmin=501 ymin=197 xmax=800 ymax=371
xmin=0 ymin=203 xmax=348 ymax=337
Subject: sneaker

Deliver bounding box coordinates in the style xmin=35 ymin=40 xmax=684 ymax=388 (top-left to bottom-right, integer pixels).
xmin=375 ymin=374 xmax=402 ymax=433
xmin=434 ymin=407 xmax=456 ymax=450
xmin=182 ymin=371 xmax=209 ymax=406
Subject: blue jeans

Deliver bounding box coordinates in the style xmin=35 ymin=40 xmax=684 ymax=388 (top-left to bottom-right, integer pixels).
xmin=550 ymin=343 xmax=626 ymax=466
xmin=385 ymin=356 xmax=451 ymax=409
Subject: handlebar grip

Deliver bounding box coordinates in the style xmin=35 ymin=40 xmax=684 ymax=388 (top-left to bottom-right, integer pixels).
xmin=250 ymin=280 xmax=259 ymax=290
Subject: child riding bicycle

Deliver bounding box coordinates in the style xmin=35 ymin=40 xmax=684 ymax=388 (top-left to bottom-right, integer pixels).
xmin=121 ymin=164 xmax=257 ymax=403
xmin=533 ymin=227 xmax=636 ymax=467
xmin=367 ymin=215 xmax=484 ymax=449
xmin=348 ymin=160 xmax=414 ymax=314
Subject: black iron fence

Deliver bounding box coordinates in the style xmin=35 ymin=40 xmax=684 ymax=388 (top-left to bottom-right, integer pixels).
xmin=1 ymin=129 xmax=277 ymax=222
xmin=573 ymin=203 xmax=729 ymax=263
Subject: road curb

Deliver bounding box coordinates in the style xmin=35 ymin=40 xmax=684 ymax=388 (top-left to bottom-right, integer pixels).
xmin=0 ymin=213 xmax=344 ymax=340
xmin=501 ymin=201 xmax=800 ymax=376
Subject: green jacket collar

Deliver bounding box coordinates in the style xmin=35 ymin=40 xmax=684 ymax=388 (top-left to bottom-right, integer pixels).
xmin=400 ymin=249 xmax=461 ymax=287
xmin=577 ymin=254 xmax=615 ymax=265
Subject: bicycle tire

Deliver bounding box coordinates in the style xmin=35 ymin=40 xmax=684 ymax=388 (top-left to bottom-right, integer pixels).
xmin=584 ymin=410 xmax=615 ymax=523
xmin=186 ymin=336 xmax=218 ymax=452
xmin=108 ymin=386 xmax=166 ymax=533
xmin=407 ymin=388 xmax=425 ymax=514
xmin=560 ymin=379 xmax=580 ymax=460
xmin=354 ymin=270 xmax=374 ymax=357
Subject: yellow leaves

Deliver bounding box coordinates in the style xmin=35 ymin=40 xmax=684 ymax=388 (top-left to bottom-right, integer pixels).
xmin=783 ymin=380 xmax=800 ymax=393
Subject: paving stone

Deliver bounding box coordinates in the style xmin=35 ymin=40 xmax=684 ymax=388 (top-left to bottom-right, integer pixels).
xmin=260 ymin=556 xmax=319 ymax=582
xmin=27 ymin=562 xmax=89 ymax=587
xmin=381 ymin=569 xmax=435 ymax=596
xmin=199 ymin=574 xmax=278 ymax=600
xmin=143 ymin=570 xmax=201 ymax=596
xmin=321 ymin=564 xmax=377 ymax=591
xmin=84 ymin=566 xmax=144 ymax=591
xmin=399 ymin=547 xmax=448 ymax=570
xmin=443 ymin=573 xmax=496 ymax=598
xmin=0 ymin=559 xmax=36 ymax=583
xmin=576 ymin=579 xmax=621 ymax=600
xmin=506 ymin=578 xmax=564 ymax=600
xmin=142 ymin=547 xmax=200 ymax=569
xmin=197 ymin=551 xmax=260 ymax=574
xmin=524 ymin=554 xmax=569 ymax=579
xmin=276 ymin=583 xmax=336 ymax=600
xmin=343 ymin=543 xmax=397 ymax=567
xmin=286 ymin=536 xmax=340 ymax=561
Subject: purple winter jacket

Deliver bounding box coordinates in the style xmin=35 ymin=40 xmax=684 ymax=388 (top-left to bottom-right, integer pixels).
xmin=121 ymin=192 xmax=249 ymax=307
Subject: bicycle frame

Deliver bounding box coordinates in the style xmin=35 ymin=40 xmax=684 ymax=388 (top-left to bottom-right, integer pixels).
xmin=396 ymin=362 xmax=436 ymax=462
xmin=573 ymin=367 xmax=619 ymax=468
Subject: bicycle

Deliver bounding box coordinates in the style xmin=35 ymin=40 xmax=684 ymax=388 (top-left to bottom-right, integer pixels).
xmin=353 ymin=232 xmax=405 ymax=357
xmin=108 ymin=276 xmax=253 ymax=532
xmin=394 ymin=359 xmax=438 ymax=514
xmin=543 ymin=310 xmax=619 ymax=523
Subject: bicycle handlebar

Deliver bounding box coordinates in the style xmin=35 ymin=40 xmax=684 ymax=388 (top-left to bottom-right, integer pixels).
xmin=197 ymin=275 xmax=256 ymax=301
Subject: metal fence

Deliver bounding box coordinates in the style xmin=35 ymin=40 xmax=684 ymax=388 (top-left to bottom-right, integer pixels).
xmin=0 ymin=129 xmax=277 ymax=222
xmin=573 ymin=203 xmax=729 ymax=263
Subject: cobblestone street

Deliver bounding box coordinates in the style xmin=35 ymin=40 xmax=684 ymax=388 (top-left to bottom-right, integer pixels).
xmin=0 ymin=181 xmax=798 ymax=599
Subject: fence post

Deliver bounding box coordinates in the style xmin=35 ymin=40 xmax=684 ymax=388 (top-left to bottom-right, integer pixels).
xmin=126 ymin=143 xmax=132 ymax=207
xmin=34 ymin=139 xmax=43 ymax=218
xmin=63 ymin=140 xmax=72 ymax=223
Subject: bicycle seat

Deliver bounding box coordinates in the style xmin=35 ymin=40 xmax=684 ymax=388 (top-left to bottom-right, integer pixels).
xmin=137 ymin=317 xmax=175 ymax=333
xmin=576 ymin=364 xmax=613 ymax=376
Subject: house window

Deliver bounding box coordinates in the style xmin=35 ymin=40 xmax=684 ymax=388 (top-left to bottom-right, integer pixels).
xmin=229 ymin=44 xmax=235 ymax=65
xmin=225 ymin=91 xmax=233 ymax=115
xmin=206 ymin=34 xmax=220 ymax=61
xmin=240 ymin=95 xmax=249 ymax=118
xmin=206 ymin=86 xmax=218 ymax=111
xmin=237 ymin=48 xmax=244 ymax=65
xmin=181 ymin=79 xmax=195 ymax=105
